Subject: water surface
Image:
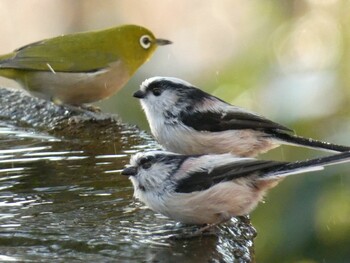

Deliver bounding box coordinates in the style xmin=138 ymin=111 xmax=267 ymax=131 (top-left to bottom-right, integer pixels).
xmin=0 ymin=121 xmax=255 ymax=262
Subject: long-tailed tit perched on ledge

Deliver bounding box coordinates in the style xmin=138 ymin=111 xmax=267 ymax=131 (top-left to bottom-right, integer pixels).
xmin=121 ymin=150 xmax=350 ymax=226
xmin=133 ymin=77 xmax=350 ymax=157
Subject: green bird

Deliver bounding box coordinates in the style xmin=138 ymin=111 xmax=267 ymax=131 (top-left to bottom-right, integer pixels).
xmin=0 ymin=25 xmax=172 ymax=105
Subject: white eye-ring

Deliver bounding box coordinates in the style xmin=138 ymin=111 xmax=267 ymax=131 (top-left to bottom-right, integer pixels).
xmin=140 ymin=35 xmax=152 ymax=49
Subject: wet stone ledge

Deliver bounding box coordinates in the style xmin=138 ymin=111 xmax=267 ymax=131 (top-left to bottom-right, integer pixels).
xmin=0 ymin=87 xmax=128 ymax=131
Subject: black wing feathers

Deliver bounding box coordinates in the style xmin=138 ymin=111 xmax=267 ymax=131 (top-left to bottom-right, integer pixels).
xmin=175 ymin=159 xmax=287 ymax=193
xmin=180 ymin=110 xmax=292 ymax=133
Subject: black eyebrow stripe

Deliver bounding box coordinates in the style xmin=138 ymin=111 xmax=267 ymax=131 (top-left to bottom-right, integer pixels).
xmin=139 ymin=156 xmax=155 ymax=165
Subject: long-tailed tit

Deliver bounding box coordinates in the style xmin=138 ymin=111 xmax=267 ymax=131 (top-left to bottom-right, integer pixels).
xmin=121 ymin=150 xmax=350 ymax=226
xmin=133 ymin=77 xmax=350 ymax=157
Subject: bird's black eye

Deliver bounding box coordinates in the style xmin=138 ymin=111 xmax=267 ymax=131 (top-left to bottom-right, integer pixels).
xmin=152 ymin=87 xmax=162 ymax=96
xmin=140 ymin=35 xmax=152 ymax=49
xmin=139 ymin=156 xmax=154 ymax=169
xmin=142 ymin=162 xmax=152 ymax=169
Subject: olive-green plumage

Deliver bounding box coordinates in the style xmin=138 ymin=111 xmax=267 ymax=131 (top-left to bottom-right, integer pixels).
xmin=0 ymin=25 xmax=171 ymax=105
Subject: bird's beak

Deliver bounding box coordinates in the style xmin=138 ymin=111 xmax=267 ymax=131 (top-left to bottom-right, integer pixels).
xmin=133 ymin=90 xmax=146 ymax=99
xmin=121 ymin=166 xmax=137 ymax=176
xmin=155 ymin=38 xmax=172 ymax=46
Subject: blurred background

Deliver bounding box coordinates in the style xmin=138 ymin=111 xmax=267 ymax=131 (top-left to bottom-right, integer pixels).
xmin=0 ymin=0 xmax=349 ymax=262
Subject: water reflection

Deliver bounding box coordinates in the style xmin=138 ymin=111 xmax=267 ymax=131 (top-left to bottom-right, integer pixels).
xmin=0 ymin=121 xmax=255 ymax=262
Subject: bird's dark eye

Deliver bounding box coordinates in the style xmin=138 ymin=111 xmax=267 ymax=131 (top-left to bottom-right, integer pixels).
xmin=140 ymin=35 xmax=152 ymax=49
xmin=142 ymin=162 xmax=152 ymax=169
xmin=152 ymin=87 xmax=162 ymax=96
xmin=139 ymin=156 xmax=154 ymax=169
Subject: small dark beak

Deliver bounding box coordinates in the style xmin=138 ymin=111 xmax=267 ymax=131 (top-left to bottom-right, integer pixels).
xmin=133 ymin=90 xmax=146 ymax=99
xmin=155 ymin=38 xmax=172 ymax=46
xmin=121 ymin=166 xmax=137 ymax=176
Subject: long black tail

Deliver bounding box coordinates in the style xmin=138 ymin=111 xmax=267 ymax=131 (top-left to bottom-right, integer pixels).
xmin=274 ymin=132 xmax=350 ymax=153
xmin=261 ymin=151 xmax=350 ymax=179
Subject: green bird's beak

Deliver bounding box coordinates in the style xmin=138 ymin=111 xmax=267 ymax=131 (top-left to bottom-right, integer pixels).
xmin=155 ymin=38 xmax=172 ymax=46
